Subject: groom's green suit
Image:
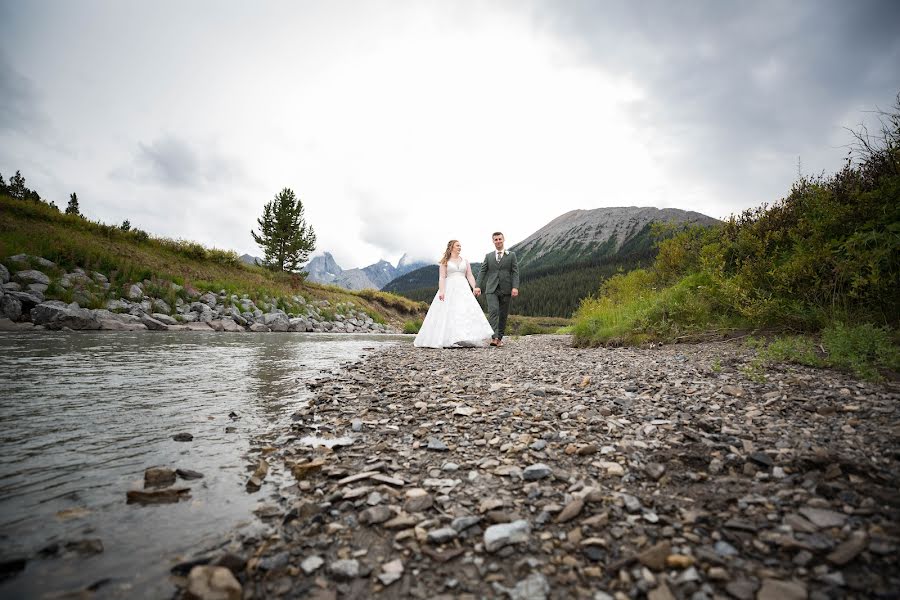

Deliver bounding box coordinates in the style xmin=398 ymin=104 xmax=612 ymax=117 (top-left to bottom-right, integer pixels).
xmin=477 ymin=250 xmax=519 ymax=341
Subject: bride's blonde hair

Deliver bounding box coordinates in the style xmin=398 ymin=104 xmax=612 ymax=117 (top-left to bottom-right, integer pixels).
xmin=439 ymin=240 xmax=460 ymax=265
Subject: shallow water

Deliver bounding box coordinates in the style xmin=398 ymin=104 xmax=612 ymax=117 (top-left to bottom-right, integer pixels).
xmin=0 ymin=331 xmax=408 ymax=599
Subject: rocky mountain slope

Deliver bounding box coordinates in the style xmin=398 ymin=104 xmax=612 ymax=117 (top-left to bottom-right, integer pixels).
xmin=511 ymin=206 xmax=719 ymax=271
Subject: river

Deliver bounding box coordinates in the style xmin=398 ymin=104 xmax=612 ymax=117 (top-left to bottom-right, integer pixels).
xmin=0 ymin=331 xmax=409 ymax=599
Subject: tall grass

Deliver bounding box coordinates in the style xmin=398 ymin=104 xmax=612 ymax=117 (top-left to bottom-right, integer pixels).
xmin=572 ymin=96 xmax=900 ymax=379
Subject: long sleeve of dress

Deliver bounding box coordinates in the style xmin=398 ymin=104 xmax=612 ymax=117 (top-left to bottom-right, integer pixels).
xmin=465 ymin=260 xmax=477 ymax=289
xmin=438 ymin=263 xmax=448 ymax=298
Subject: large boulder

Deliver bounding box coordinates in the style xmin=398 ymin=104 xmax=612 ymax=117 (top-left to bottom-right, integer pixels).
xmin=5 ymin=290 xmax=42 ymax=314
xmin=126 ymin=283 xmax=143 ymax=300
xmin=209 ymin=319 xmax=245 ymax=332
xmin=14 ymin=270 xmax=51 ymax=286
xmin=7 ymin=254 xmax=56 ymax=269
xmin=151 ymin=299 xmax=171 ymax=314
xmin=151 ymin=313 xmax=179 ymax=325
xmin=288 ymin=317 xmax=311 ymax=332
xmin=140 ymin=315 xmax=169 ymax=331
xmin=263 ymin=312 xmax=289 ymax=332
xmin=199 ymin=292 xmax=218 ymax=308
xmin=94 ymin=309 xmax=147 ymax=331
xmin=185 ymin=565 xmax=241 ymax=600
xmin=31 ymin=302 xmax=101 ymax=330
xmin=0 ymin=263 xmax=9 ymax=284
xmin=0 ymin=294 xmax=22 ymax=320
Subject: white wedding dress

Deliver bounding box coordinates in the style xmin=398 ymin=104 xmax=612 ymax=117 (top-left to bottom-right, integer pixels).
xmin=414 ymin=258 xmax=494 ymax=348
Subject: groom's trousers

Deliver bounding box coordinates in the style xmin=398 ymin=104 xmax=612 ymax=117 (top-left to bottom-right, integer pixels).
xmin=487 ymin=292 xmax=511 ymax=340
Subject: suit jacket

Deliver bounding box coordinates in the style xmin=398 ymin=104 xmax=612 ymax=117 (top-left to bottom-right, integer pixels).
xmin=477 ymin=250 xmax=519 ymax=295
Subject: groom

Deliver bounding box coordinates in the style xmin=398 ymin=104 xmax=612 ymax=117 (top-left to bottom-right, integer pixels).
xmin=474 ymin=231 xmax=519 ymax=347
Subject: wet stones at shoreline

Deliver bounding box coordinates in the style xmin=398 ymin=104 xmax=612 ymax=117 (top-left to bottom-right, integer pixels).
xmin=218 ymin=335 xmax=898 ymax=599
xmin=0 ymin=254 xmax=401 ymax=334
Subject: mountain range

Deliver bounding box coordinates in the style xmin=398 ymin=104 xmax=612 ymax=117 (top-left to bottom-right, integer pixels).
xmin=304 ymin=252 xmax=429 ymax=290
xmin=383 ymin=206 xmax=720 ymax=316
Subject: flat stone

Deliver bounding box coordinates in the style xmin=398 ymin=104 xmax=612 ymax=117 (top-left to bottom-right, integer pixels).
xmin=523 ymin=463 xmax=552 ymax=481
xmin=757 ymin=578 xmax=807 ymax=600
xmin=300 ymin=555 xmax=324 ymax=575
xmin=826 ymin=531 xmax=868 ymax=565
xmin=126 ymin=488 xmax=190 ymax=505
xmin=144 ymin=467 xmax=176 ymax=488
xmin=186 ymin=565 xmax=241 ymax=600
xmin=427 ymin=527 xmax=457 ymax=544
xmin=647 ymin=581 xmax=676 ymax=600
xmin=329 ymin=559 xmax=359 ymax=580
xmin=451 ymin=515 xmax=482 ymax=532
xmin=173 ymin=433 xmax=194 ymax=442
xmin=484 ymin=519 xmax=530 ymax=552
xmin=377 ymin=558 xmax=404 ymax=586
xmin=637 ymin=541 xmax=670 ymax=571
xmin=799 ymin=507 xmax=846 ymax=529
xmin=427 ymin=437 xmax=449 ymax=452
xmin=360 ymin=505 xmax=393 ymax=525
xmin=555 ymin=498 xmax=584 ymax=523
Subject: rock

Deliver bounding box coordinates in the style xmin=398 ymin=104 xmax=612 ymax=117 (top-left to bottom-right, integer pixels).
xmin=826 ymin=531 xmax=868 ymax=565
xmin=798 ymin=507 xmax=846 ymax=529
xmin=638 ymin=541 xmax=671 ymax=571
xmin=666 ymin=554 xmax=695 ymax=568
xmin=377 ymin=558 xmax=404 ymax=586
xmin=150 ymin=313 xmax=178 ymax=325
xmin=404 ymin=488 xmax=434 ymax=512
xmin=427 ymin=437 xmax=449 ymax=451
xmin=329 ymin=558 xmax=360 ymax=580
xmin=619 ymin=493 xmax=642 ymax=513
xmin=484 ymin=519 xmax=530 ymax=552
xmin=173 ymin=433 xmax=194 ymax=442
xmin=140 ymin=314 xmax=169 ymax=331
xmin=427 ymin=527 xmax=457 ymax=544
xmin=209 ymin=318 xmax=245 ymax=332
xmin=0 ymin=263 xmax=8 ymax=284
xmin=451 ymin=515 xmax=482 ymax=532
xmin=176 ymin=468 xmax=204 ymax=480
xmin=300 ymin=555 xmax=324 ymax=575
xmin=30 ymin=302 xmax=101 ymax=330
xmin=523 ymin=463 xmax=552 ymax=481
xmin=757 ymin=578 xmax=807 ymax=600
xmin=360 ymin=505 xmax=392 ymax=525
xmin=246 ymin=458 xmax=269 ymax=491
xmin=185 ymin=565 xmax=242 ymax=600
xmin=290 ymin=459 xmax=326 ymax=480
xmin=748 ymin=452 xmax=774 ymax=468
xmin=126 ymin=284 xmax=143 ymax=300
xmin=14 ymin=269 xmax=51 ymax=286
xmin=499 ymin=572 xmax=550 ymax=600
xmin=263 ymin=312 xmax=289 ymax=332
xmin=0 ymin=294 xmax=22 ymax=320
xmin=644 ymin=462 xmax=666 ymax=480
xmin=126 ymin=488 xmax=190 ymax=504
xmin=144 ymin=467 xmax=176 ymax=488
xmin=454 ymin=405 xmax=476 ymax=416
xmin=249 ymin=323 xmax=269 ymax=332
xmin=555 ymin=498 xmax=584 ymax=523
xmin=647 ymin=581 xmax=676 ymax=600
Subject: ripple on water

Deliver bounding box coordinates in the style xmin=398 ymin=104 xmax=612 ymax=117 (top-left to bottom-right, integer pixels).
xmin=0 ymin=331 xmax=407 ymax=599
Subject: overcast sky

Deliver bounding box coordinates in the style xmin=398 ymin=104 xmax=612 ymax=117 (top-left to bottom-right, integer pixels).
xmin=2 ymin=1 xmax=898 ymax=269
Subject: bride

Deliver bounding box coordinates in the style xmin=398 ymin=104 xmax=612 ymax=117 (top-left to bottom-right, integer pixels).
xmin=414 ymin=240 xmax=494 ymax=348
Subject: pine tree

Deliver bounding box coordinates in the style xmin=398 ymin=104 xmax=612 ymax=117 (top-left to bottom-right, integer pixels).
xmin=8 ymin=171 xmax=26 ymax=200
xmin=65 ymin=192 xmax=81 ymax=216
xmin=0 ymin=172 xmax=7 ymax=195
xmin=120 ymin=220 xmax=131 ymax=231
xmin=251 ymin=187 xmax=316 ymax=272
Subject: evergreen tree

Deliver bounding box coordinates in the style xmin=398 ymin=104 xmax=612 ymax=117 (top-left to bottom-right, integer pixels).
xmin=120 ymin=219 xmax=131 ymax=231
xmin=65 ymin=193 xmax=80 ymax=216
xmin=8 ymin=171 xmax=26 ymax=200
xmin=251 ymin=187 xmax=316 ymax=272
xmin=0 ymin=172 xmax=7 ymax=195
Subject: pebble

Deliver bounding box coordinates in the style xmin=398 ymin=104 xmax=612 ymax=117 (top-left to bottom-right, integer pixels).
xmin=484 ymin=520 xmax=531 ymax=552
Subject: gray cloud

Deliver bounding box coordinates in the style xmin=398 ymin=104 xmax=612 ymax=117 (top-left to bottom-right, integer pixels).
xmin=531 ymin=0 xmax=900 ymax=207
xmin=0 ymin=52 xmax=46 ymax=135
xmin=111 ymin=135 xmax=246 ymax=189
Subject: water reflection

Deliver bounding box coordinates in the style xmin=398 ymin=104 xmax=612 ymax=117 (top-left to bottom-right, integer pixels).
xmin=0 ymin=331 xmax=408 ymax=599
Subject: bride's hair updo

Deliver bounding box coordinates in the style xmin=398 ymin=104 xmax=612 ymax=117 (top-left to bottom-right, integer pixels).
xmin=439 ymin=240 xmax=460 ymax=265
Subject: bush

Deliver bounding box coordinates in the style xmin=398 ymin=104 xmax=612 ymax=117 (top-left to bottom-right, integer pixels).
xmin=403 ymin=319 xmax=422 ymax=334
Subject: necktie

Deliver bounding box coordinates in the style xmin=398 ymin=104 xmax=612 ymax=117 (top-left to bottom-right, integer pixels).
xmin=496 ymin=252 xmax=502 ymax=262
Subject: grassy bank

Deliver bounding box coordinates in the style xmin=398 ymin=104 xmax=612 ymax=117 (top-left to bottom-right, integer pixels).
xmin=572 ymin=99 xmax=900 ymax=379
xmin=0 ymin=194 xmax=425 ymax=325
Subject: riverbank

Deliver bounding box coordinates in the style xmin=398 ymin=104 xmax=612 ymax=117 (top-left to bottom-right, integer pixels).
xmin=185 ymin=335 xmax=899 ymax=599
xmin=0 ymin=253 xmax=406 ymax=334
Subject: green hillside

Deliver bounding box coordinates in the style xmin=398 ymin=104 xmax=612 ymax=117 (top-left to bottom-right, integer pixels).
xmin=0 ymin=192 xmax=425 ymax=326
